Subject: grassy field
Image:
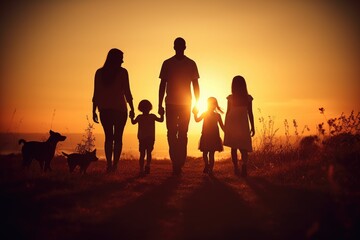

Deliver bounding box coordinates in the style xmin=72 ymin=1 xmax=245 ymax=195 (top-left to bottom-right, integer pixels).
xmin=1 ymin=147 xmax=359 ymax=240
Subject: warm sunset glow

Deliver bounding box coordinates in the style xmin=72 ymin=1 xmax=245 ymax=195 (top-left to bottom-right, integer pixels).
xmin=1 ymin=1 xmax=359 ymax=155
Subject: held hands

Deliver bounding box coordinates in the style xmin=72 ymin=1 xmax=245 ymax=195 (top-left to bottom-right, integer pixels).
xmin=192 ymin=106 xmax=199 ymax=115
xmin=129 ymin=110 xmax=135 ymax=119
xmin=158 ymin=106 xmax=165 ymax=116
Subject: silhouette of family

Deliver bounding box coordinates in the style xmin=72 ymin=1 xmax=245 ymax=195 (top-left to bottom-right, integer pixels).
xmin=92 ymin=37 xmax=255 ymax=176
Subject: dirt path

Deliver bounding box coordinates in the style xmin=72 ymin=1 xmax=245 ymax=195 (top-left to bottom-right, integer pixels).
xmin=1 ymin=156 xmax=359 ymax=239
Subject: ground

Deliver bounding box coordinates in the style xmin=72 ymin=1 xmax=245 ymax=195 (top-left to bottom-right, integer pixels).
xmin=0 ymin=154 xmax=359 ymax=240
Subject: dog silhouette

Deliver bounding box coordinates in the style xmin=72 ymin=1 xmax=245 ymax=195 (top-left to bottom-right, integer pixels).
xmin=62 ymin=149 xmax=98 ymax=174
xmin=19 ymin=130 xmax=66 ymax=171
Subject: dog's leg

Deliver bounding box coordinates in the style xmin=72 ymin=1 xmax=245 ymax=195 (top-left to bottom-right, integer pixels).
xmin=44 ymin=161 xmax=52 ymax=172
xmin=38 ymin=160 xmax=44 ymax=171
xmin=69 ymin=164 xmax=76 ymax=173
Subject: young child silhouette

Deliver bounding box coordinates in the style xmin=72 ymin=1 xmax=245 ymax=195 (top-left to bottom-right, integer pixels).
xmin=130 ymin=100 xmax=164 ymax=175
xmin=193 ymin=97 xmax=225 ymax=174
xmin=224 ymin=76 xmax=255 ymax=177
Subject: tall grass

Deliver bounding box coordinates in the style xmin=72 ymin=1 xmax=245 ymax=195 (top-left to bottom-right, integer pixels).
xmin=250 ymin=108 xmax=360 ymax=189
xmin=75 ymin=116 xmax=96 ymax=154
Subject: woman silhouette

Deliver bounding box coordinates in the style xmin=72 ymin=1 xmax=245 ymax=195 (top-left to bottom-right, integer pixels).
xmin=92 ymin=48 xmax=135 ymax=173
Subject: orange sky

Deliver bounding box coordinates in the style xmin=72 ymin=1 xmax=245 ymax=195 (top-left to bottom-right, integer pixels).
xmin=1 ymin=0 xmax=359 ymax=137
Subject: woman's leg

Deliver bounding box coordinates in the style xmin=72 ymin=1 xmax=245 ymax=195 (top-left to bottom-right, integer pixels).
xmin=113 ymin=111 xmax=127 ymax=171
xmin=100 ymin=110 xmax=114 ymax=172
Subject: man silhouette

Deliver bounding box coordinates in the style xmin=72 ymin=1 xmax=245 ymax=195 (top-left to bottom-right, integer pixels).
xmin=158 ymin=37 xmax=200 ymax=175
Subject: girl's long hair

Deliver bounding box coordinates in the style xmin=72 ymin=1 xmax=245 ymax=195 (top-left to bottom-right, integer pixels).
xmin=101 ymin=48 xmax=123 ymax=86
xmin=208 ymin=97 xmax=224 ymax=114
xmin=231 ymin=75 xmax=248 ymax=106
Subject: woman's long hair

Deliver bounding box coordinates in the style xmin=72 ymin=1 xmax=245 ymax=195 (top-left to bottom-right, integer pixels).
xmin=231 ymin=75 xmax=248 ymax=106
xmin=101 ymin=48 xmax=123 ymax=86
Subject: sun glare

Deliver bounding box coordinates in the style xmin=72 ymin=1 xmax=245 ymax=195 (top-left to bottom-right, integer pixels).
xmin=192 ymin=98 xmax=209 ymax=114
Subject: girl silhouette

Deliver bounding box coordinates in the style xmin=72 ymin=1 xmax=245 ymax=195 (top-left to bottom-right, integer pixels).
xmin=193 ymin=97 xmax=225 ymax=174
xmin=92 ymin=48 xmax=135 ymax=173
xmin=224 ymin=76 xmax=255 ymax=177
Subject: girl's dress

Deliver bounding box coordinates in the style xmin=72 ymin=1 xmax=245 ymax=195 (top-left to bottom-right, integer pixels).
xmin=199 ymin=111 xmax=223 ymax=152
xmin=224 ymin=94 xmax=253 ymax=152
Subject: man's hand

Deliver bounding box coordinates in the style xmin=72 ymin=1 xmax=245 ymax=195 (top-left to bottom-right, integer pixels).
xmin=192 ymin=106 xmax=199 ymax=115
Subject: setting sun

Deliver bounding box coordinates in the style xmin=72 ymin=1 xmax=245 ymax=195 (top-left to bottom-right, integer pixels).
xmin=0 ymin=0 xmax=359 ymax=157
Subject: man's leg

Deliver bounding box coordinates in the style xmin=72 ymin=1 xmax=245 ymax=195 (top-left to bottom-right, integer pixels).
xmin=178 ymin=105 xmax=191 ymax=168
xmin=166 ymin=105 xmax=179 ymax=172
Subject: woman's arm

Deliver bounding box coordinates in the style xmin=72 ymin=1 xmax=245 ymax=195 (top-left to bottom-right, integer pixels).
xmin=123 ymin=69 xmax=135 ymax=118
xmin=92 ymin=70 xmax=99 ymax=123
xmin=248 ymin=101 xmax=255 ymax=137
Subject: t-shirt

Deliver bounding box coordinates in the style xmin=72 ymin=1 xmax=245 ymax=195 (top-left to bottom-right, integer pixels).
xmin=135 ymin=114 xmax=158 ymax=140
xmin=159 ymin=55 xmax=199 ymax=105
xmin=92 ymin=67 xmax=133 ymax=112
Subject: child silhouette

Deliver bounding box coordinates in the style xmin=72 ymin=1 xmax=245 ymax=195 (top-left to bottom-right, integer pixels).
xmin=131 ymin=100 xmax=164 ymax=175
xmin=224 ymin=76 xmax=255 ymax=177
xmin=193 ymin=97 xmax=225 ymax=174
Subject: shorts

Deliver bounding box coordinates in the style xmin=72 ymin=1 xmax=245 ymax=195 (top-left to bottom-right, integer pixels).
xmin=139 ymin=137 xmax=155 ymax=152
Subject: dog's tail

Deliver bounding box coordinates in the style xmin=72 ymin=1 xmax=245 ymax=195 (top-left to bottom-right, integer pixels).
xmin=18 ymin=139 xmax=26 ymax=145
xmin=62 ymin=152 xmax=69 ymax=157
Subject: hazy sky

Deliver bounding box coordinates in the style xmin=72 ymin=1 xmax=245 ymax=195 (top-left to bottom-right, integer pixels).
xmin=1 ymin=0 xmax=359 ymax=136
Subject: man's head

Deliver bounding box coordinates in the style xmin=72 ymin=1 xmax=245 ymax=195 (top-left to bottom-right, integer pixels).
xmin=174 ymin=37 xmax=186 ymax=57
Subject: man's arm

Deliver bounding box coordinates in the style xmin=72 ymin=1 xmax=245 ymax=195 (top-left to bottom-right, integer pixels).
xmin=158 ymin=78 xmax=166 ymax=115
xmin=192 ymin=79 xmax=200 ymax=103
xmin=191 ymin=78 xmax=200 ymax=113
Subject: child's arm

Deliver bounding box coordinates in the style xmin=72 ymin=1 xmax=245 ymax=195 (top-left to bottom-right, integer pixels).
xmin=154 ymin=113 xmax=164 ymax=122
xmin=248 ymin=102 xmax=255 ymax=137
xmin=193 ymin=111 xmax=204 ymax=122
xmin=217 ymin=114 xmax=225 ymax=132
xmin=192 ymin=107 xmax=204 ymax=122
xmin=130 ymin=115 xmax=138 ymax=125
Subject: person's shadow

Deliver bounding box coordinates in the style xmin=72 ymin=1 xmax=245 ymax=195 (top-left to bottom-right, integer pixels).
xmin=181 ymin=175 xmax=267 ymax=240
xmin=245 ymin=177 xmax=357 ymax=239
xmin=80 ymin=176 xmax=181 ymax=240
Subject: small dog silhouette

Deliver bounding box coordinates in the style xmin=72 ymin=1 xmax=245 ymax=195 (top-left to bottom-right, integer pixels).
xmin=19 ymin=130 xmax=66 ymax=171
xmin=62 ymin=149 xmax=98 ymax=174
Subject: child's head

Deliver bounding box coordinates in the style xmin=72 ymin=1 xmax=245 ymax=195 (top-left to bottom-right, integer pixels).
xmin=231 ymin=75 xmax=248 ymax=97
xmin=207 ymin=97 xmax=224 ymax=114
xmin=138 ymin=99 xmax=152 ymax=114
xmin=231 ymin=76 xmax=248 ymax=95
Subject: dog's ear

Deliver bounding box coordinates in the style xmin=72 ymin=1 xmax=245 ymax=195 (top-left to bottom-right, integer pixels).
xmin=49 ymin=130 xmax=54 ymax=134
xmin=92 ymin=149 xmax=97 ymax=154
